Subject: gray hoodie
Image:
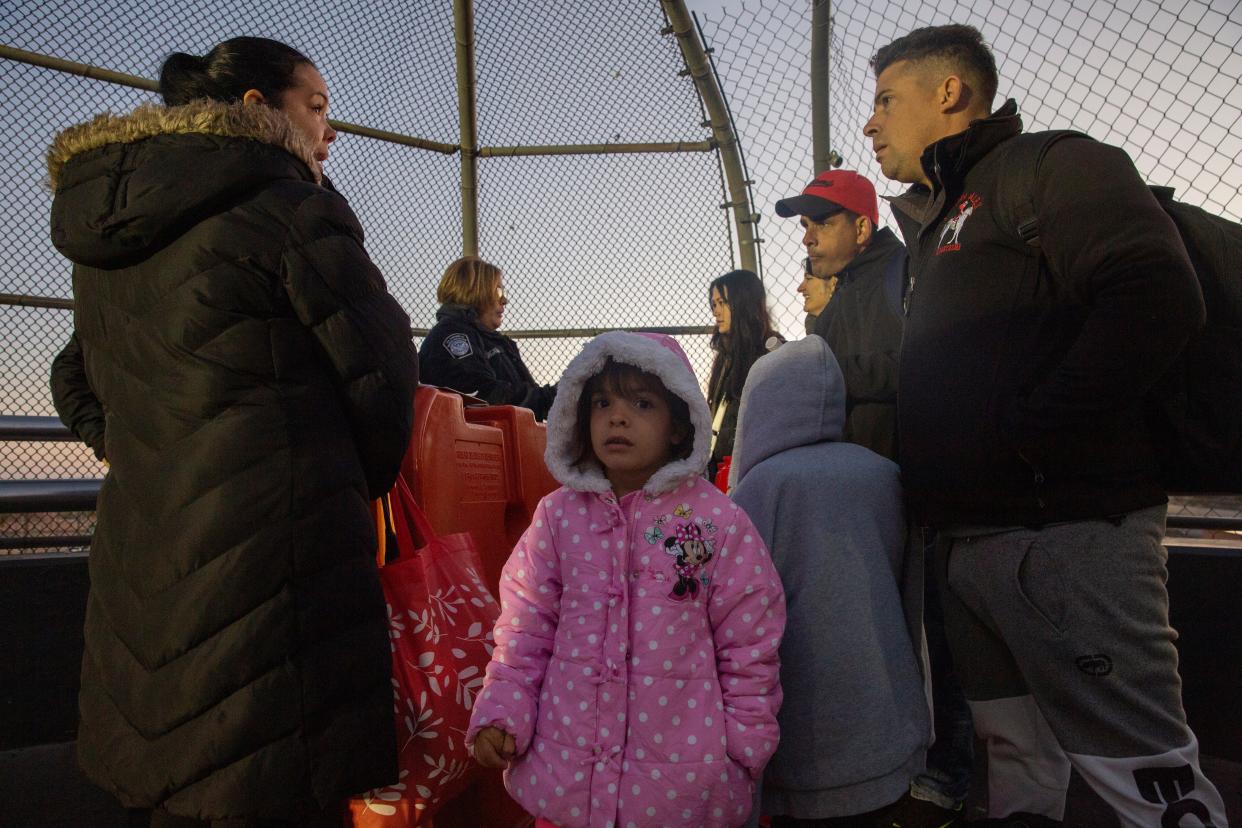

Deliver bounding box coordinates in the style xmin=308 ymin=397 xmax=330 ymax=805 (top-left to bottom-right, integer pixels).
xmin=732 ymin=336 xmax=929 ymax=819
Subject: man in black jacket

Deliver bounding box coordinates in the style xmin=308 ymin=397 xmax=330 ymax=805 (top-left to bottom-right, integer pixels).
xmin=776 ymin=169 xmax=906 ymax=461
xmin=864 ymin=24 xmax=1227 ymax=827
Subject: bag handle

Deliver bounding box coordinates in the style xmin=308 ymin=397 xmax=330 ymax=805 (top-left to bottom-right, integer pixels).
xmin=392 ymin=476 xmax=440 ymax=550
xmin=373 ymin=496 xmax=389 ymax=567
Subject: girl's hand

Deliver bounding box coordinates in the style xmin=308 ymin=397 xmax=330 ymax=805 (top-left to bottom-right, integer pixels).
xmin=471 ymin=726 xmax=517 ymax=768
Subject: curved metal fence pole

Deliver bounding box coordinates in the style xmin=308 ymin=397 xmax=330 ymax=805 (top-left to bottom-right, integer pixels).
xmin=811 ymin=0 xmax=836 ymax=174
xmin=661 ymin=0 xmax=758 ymax=273
xmin=453 ymin=0 xmax=480 ymax=257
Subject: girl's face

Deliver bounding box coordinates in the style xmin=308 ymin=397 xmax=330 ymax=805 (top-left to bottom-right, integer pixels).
xmin=276 ymin=63 xmax=338 ymax=171
xmin=710 ymin=287 xmax=731 ymax=335
xmin=589 ymin=376 xmax=684 ymax=497
xmin=477 ymin=279 xmax=507 ymax=331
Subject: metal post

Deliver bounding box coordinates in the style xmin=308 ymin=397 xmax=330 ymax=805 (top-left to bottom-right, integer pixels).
xmin=452 ymin=0 xmax=480 ymax=256
xmin=661 ymin=0 xmax=758 ymax=273
xmin=0 ymin=43 xmax=157 ymax=90
xmin=811 ymin=0 xmax=834 ymax=174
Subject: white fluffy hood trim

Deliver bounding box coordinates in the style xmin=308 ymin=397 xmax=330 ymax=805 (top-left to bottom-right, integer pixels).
xmin=544 ymin=331 xmax=711 ymax=495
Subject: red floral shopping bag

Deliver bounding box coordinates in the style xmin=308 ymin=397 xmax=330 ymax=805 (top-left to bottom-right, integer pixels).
xmin=350 ymin=478 xmax=499 ymax=826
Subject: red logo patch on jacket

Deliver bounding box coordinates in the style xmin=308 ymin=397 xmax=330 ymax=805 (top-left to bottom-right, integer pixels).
xmin=936 ymin=193 xmax=983 ymax=255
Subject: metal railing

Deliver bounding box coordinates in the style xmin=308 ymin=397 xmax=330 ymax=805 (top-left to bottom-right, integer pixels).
xmin=4 ymin=412 xmax=1239 ymax=554
xmin=5 ymin=0 xmax=1242 ymax=549
xmin=0 ymin=416 xmax=94 ymax=550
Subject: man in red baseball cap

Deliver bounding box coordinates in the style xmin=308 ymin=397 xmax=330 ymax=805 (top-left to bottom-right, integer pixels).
xmin=775 ymin=169 xmax=906 ymax=462
xmin=774 ymin=170 xmax=975 ymax=828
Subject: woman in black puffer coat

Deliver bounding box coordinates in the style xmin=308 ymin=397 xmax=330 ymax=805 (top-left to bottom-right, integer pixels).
xmin=47 ymin=37 xmax=417 ymax=825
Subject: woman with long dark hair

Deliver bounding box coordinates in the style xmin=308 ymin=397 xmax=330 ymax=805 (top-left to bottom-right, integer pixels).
xmin=706 ymin=269 xmax=783 ymax=485
xmin=47 ymin=37 xmax=417 ymax=825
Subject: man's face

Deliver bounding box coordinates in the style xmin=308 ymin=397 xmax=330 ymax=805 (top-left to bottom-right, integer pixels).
xmin=800 ymin=212 xmax=865 ymax=279
xmin=797 ymin=270 xmax=835 ymax=316
xmin=863 ymin=60 xmax=944 ymax=186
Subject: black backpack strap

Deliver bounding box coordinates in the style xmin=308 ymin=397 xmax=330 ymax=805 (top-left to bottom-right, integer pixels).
xmin=991 ymin=130 xmax=1093 ymax=250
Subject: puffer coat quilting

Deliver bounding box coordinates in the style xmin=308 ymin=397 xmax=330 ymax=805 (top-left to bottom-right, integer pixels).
xmin=47 ymin=100 xmax=418 ymax=818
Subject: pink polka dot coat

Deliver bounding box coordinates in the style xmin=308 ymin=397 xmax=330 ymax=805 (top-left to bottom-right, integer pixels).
xmin=466 ymin=332 xmax=787 ymax=828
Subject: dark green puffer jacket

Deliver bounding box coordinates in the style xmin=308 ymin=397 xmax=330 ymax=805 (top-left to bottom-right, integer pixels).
xmin=46 ymin=100 xmax=418 ymax=819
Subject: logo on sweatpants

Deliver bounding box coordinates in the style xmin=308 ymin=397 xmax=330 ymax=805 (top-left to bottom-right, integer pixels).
xmin=1075 ymin=653 xmax=1113 ymax=676
xmin=1133 ymin=764 xmax=1217 ymax=827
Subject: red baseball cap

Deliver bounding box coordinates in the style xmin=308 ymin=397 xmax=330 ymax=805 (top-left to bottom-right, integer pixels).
xmin=775 ymin=169 xmax=879 ymax=226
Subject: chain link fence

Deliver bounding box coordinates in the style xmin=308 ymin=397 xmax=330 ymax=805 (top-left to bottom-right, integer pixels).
xmin=0 ymin=0 xmax=743 ymax=551
xmin=2 ymin=0 xmax=1240 ymax=550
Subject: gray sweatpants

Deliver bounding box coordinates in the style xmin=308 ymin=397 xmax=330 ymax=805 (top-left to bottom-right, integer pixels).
xmin=936 ymin=505 xmax=1228 ymax=827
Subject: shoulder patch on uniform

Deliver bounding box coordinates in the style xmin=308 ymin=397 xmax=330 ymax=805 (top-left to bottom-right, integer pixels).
xmin=444 ymin=333 xmax=473 ymax=359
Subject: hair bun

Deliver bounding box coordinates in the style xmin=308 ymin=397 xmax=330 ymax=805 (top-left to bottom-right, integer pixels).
xmin=162 ymin=51 xmax=205 ymax=75
xmin=158 ymin=51 xmax=209 ymax=105
xmin=158 ymin=38 xmax=311 ymax=108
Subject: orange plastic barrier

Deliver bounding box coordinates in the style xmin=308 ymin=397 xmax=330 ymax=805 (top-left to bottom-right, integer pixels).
xmin=402 ymin=388 xmax=501 ymax=594
xmin=464 ymin=403 xmax=560 ymax=554
xmin=400 ymin=386 xmax=555 ymax=828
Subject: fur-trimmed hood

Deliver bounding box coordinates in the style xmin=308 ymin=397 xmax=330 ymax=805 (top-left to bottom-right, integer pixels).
xmin=47 ymin=99 xmax=320 ymax=190
xmin=48 ymin=100 xmax=322 ymax=268
xmin=544 ymin=331 xmax=712 ymax=495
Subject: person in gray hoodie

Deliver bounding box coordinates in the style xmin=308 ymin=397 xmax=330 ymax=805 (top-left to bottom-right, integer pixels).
xmin=732 ymin=336 xmax=929 ymax=825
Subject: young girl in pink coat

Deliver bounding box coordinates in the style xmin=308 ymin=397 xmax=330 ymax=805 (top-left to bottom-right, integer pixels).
xmin=467 ymin=331 xmax=785 ymax=828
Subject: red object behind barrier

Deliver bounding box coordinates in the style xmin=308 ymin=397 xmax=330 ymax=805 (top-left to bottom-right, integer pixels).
xmin=713 ymin=455 xmax=732 ymax=493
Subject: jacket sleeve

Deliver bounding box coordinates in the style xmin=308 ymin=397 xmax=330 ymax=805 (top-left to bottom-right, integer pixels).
xmin=1006 ymin=138 xmax=1204 ymax=432
xmin=281 ymin=189 xmax=419 ymax=499
xmin=467 ymin=496 xmax=562 ymax=755
xmin=419 ymin=322 xmax=493 ymax=395
xmin=514 ymin=381 xmax=557 ymax=422
xmin=478 ymin=361 xmax=556 ymax=420
xmin=50 ymin=333 xmax=106 ymax=460
xmin=505 ymin=340 xmax=558 ymax=421
xmin=818 ymin=260 xmax=903 ymax=403
xmin=827 ymin=305 xmax=901 ymax=404
xmin=707 ymin=502 xmax=786 ymax=780
xmin=835 ymin=349 xmax=899 ymax=403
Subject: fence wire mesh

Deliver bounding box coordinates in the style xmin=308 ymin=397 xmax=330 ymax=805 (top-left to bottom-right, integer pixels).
xmin=2 ymin=0 xmax=1240 ymax=549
